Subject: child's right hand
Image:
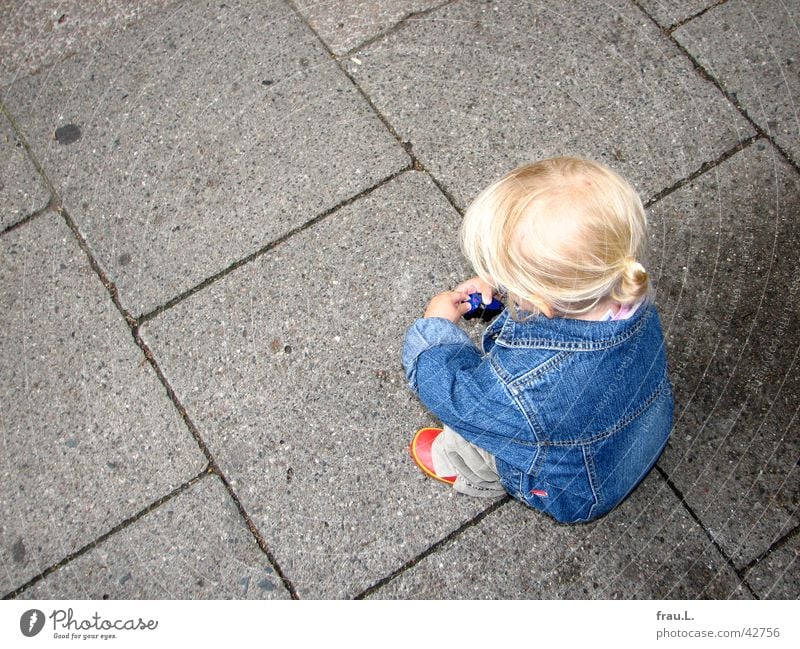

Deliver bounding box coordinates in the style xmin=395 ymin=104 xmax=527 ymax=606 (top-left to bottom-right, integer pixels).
xmin=424 ymin=290 xmax=473 ymax=323
xmin=454 ymin=276 xmax=496 ymax=305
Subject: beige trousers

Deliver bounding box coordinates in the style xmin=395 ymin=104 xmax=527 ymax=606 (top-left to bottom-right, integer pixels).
xmin=431 ymin=426 xmax=506 ymax=498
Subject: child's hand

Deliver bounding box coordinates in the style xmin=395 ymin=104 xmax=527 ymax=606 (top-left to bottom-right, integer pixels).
xmin=424 ymin=290 xmax=473 ymax=323
xmin=454 ymin=276 xmax=496 ymax=305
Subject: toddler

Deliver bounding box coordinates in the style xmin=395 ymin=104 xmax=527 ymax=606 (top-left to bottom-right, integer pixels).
xmin=402 ymin=157 xmax=673 ymax=523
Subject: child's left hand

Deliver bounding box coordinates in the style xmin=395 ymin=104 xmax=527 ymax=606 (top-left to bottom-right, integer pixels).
xmin=424 ymin=290 xmax=473 ymax=323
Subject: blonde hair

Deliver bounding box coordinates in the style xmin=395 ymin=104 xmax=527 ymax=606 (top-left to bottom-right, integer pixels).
xmin=461 ymin=157 xmax=649 ymax=319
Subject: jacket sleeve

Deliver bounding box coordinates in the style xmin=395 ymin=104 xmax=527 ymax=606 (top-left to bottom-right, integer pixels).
xmin=402 ymin=317 xmax=475 ymax=388
xmin=402 ymin=318 xmax=526 ymax=446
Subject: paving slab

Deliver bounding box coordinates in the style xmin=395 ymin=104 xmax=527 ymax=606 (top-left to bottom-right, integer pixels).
xmin=18 ymin=476 xmax=289 ymax=599
xmin=0 ymin=213 xmax=206 ymax=595
xmin=674 ymin=0 xmax=800 ymax=167
xmin=370 ymin=473 xmax=749 ymax=599
xmin=0 ymin=112 xmax=49 ymax=230
xmin=3 ymin=0 xmax=408 ymax=317
xmin=745 ymin=532 xmax=800 ymax=599
xmin=0 ymin=0 xmax=176 ymax=87
xmin=294 ymin=0 xmax=447 ymax=55
xmin=649 ymin=141 xmax=800 ymax=568
xmin=140 ymin=171 xmax=497 ymax=598
xmin=637 ymin=0 xmax=718 ymax=29
xmin=346 ymin=0 xmax=753 ymax=210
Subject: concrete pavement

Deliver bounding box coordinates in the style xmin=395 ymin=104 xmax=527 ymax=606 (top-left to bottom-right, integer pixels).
xmin=1 ymin=0 xmax=797 ymax=599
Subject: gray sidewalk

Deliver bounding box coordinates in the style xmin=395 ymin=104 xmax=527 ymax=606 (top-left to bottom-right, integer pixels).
xmin=1 ymin=0 xmax=797 ymax=600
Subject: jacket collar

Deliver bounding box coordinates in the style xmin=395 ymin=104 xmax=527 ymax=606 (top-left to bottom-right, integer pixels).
xmin=486 ymin=300 xmax=654 ymax=351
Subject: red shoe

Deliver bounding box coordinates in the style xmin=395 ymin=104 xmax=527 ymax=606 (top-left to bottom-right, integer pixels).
xmin=409 ymin=427 xmax=456 ymax=484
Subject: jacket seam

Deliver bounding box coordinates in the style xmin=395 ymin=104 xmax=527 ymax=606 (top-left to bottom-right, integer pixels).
xmin=495 ymin=308 xmax=649 ymax=351
xmin=488 ymin=360 xmax=541 ymax=449
xmin=536 ymin=372 xmax=671 ymax=448
xmin=583 ymin=445 xmax=601 ymax=518
xmin=412 ymin=340 xmax=479 ymax=372
xmin=509 ymin=351 xmax=571 ymax=389
xmin=488 ymin=352 xmax=513 ymax=383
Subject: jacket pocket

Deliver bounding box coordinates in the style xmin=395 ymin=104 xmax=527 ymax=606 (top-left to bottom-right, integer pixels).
xmin=522 ymin=446 xmax=598 ymax=523
xmin=524 ymin=480 xmax=597 ymax=523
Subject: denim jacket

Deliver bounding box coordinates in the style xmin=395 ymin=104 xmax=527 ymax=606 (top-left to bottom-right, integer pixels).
xmin=402 ymin=302 xmax=673 ymax=523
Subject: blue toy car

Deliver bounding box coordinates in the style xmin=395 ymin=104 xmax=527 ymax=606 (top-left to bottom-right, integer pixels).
xmin=463 ymin=293 xmax=504 ymax=321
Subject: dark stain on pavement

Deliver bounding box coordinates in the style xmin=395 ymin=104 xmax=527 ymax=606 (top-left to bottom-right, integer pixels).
xmin=12 ymin=537 xmax=25 ymax=563
xmin=54 ymin=124 xmax=82 ymax=145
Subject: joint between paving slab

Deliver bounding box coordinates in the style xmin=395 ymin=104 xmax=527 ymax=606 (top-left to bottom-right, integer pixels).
xmin=337 ymin=52 xmax=465 ymax=216
xmin=0 ymin=100 xmax=63 ymax=236
xmin=2 ymin=109 xmax=144 ymax=348
xmin=353 ymin=495 xmax=510 ymax=599
xmin=0 ymin=99 xmax=60 ymax=200
xmin=59 ymin=206 xmax=139 ymax=330
xmin=633 ymin=0 xmax=800 ymax=178
xmin=284 ymin=0 xmax=466 ymax=219
xmin=338 ymin=0 xmax=458 ymax=59
xmin=644 ymin=134 xmax=762 ymax=208
xmin=655 ymin=465 xmax=759 ymax=599
xmin=137 ymin=165 xmax=413 ymax=324
xmin=2 ymin=470 xmax=209 ymax=600
xmin=57 ymin=204 xmax=300 ymax=598
xmin=662 ymin=0 xmax=730 ymax=34
xmin=741 ymin=522 xmax=800 ymax=575
xmin=0 ymin=195 xmax=60 ymax=238
xmin=202 ymin=464 xmax=300 ymax=599
xmin=130 ymin=325 xmax=300 ymax=598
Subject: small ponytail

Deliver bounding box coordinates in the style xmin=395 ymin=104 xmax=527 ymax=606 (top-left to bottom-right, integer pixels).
xmin=612 ymin=257 xmax=649 ymax=304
